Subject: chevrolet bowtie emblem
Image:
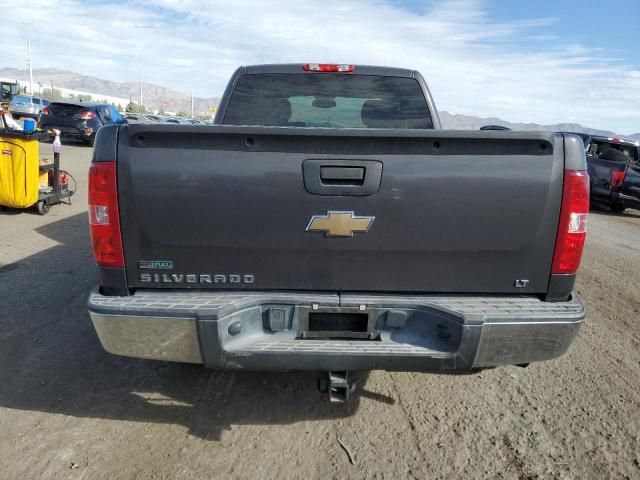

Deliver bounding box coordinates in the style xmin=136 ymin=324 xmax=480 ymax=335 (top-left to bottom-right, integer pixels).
xmin=306 ymin=211 xmax=375 ymax=237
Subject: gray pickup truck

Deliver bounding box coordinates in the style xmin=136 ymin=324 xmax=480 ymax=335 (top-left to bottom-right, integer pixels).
xmin=87 ymin=64 xmax=588 ymax=400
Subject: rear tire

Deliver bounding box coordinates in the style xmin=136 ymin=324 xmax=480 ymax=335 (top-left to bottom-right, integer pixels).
xmin=37 ymin=201 xmax=50 ymax=215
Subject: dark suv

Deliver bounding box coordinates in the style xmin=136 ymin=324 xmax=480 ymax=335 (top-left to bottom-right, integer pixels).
xmin=38 ymin=102 xmax=125 ymax=146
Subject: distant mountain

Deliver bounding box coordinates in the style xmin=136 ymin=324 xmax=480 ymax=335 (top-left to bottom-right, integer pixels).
xmin=1 ymin=67 xmax=638 ymax=137
xmin=439 ymin=111 xmax=638 ymax=139
xmin=0 ymin=68 xmax=219 ymax=115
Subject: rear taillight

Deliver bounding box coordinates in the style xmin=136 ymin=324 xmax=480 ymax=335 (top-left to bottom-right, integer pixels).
xmin=551 ymin=170 xmax=590 ymax=274
xmin=88 ymin=162 xmax=124 ymax=268
xmin=303 ymin=63 xmax=355 ymax=73
xmin=41 ymin=107 xmax=49 ymax=116
xmin=81 ymin=111 xmax=97 ymax=120
xmin=610 ymin=170 xmax=626 ymax=189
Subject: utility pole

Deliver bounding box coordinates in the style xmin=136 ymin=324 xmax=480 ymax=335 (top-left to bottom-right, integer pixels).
xmin=26 ymin=23 xmax=33 ymax=95
xmin=139 ymin=68 xmax=143 ymax=109
xmin=191 ymin=88 xmax=194 ymax=119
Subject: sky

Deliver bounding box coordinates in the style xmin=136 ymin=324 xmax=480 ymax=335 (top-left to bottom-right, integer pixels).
xmin=2 ymin=0 xmax=639 ymax=133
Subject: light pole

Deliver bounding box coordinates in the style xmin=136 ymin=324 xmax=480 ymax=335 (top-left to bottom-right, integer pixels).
xmin=26 ymin=23 xmax=33 ymax=95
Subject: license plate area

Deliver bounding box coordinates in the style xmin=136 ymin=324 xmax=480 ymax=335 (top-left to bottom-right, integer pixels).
xmin=298 ymin=307 xmax=378 ymax=340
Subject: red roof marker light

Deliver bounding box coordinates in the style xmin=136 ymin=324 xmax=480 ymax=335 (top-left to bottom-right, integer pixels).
xmin=303 ymin=64 xmax=355 ymax=73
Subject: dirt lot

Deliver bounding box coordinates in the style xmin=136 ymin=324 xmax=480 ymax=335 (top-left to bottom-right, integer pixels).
xmin=0 ymin=142 xmax=639 ymax=479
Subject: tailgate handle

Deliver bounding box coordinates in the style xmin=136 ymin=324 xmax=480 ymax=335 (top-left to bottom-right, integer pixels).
xmin=320 ymin=166 xmax=365 ymax=185
xmin=303 ymin=160 xmax=382 ymax=196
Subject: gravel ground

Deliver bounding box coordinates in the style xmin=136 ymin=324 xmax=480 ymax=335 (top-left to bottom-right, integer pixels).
xmin=0 ymin=143 xmax=639 ymax=479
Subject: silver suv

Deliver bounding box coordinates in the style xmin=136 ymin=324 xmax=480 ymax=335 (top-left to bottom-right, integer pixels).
xmin=9 ymin=95 xmax=49 ymax=120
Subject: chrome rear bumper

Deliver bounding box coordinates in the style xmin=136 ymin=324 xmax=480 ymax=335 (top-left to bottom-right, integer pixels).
xmin=88 ymin=288 xmax=585 ymax=371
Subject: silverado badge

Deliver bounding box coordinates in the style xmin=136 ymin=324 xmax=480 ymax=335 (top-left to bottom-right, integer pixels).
xmin=306 ymin=211 xmax=375 ymax=237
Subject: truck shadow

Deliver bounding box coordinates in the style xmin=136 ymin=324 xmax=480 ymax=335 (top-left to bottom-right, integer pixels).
xmin=0 ymin=205 xmax=36 ymax=215
xmin=589 ymin=203 xmax=640 ymax=219
xmin=0 ymin=212 xmax=393 ymax=441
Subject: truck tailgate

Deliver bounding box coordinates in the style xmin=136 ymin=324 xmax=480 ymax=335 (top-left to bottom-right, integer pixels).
xmin=117 ymin=125 xmax=563 ymax=294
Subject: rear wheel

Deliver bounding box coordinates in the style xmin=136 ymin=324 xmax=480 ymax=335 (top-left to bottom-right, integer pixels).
xmin=37 ymin=201 xmax=50 ymax=215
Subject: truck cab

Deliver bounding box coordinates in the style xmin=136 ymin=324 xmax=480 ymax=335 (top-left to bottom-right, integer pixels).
xmin=0 ymin=81 xmax=20 ymax=106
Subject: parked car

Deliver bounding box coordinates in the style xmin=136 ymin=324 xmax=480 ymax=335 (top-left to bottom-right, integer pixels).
xmin=585 ymin=135 xmax=640 ymax=212
xmin=87 ymin=63 xmax=587 ymax=402
xmin=38 ymin=102 xmax=125 ymax=146
xmin=479 ymin=125 xmax=511 ymax=131
xmin=164 ymin=117 xmax=186 ymax=124
xmin=124 ymin=113 xmax=166 ymax=124
xmin=142 ymin=114 xmax=164 ymax=123
xmin=123 ymin=114 xmax=147 ymax=124
xmin=9 ymin=95 xmax=49 ymax=120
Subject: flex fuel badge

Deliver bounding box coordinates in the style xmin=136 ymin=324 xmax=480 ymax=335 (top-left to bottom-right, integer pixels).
xmin=138 ymin=260 xmax=174 ymax=269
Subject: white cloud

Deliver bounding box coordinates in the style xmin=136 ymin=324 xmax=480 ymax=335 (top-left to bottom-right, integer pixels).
xmin=3 ymin=0 xmax=639 ymax=133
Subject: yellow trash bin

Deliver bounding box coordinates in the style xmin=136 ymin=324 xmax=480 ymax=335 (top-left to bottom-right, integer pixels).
xmin=0 ymin=133 xmax=40 ymax=208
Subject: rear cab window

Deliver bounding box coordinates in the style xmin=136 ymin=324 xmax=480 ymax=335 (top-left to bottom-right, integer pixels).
xmin=223 ymin=73 xmax=433 ymax=129
xmin=590 ymin=140 xmax=639 ymax=164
